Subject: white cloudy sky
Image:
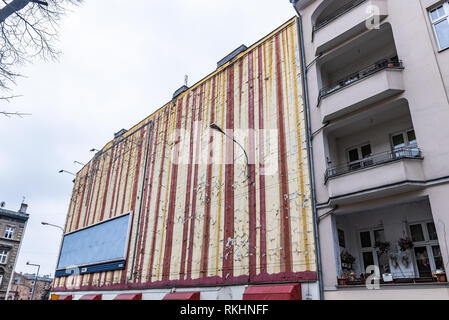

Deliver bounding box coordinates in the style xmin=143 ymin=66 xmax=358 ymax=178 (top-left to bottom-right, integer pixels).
xmin=0 ymin=0 xmax=295 ymax=277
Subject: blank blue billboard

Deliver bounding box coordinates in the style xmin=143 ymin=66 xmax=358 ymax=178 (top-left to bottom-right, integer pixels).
xmin=56 ymin=213 xmax=131 ymax=275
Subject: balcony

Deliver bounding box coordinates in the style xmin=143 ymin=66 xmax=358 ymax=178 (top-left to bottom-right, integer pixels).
xmin=319 ymin=59 xmax=404 ymax=122
xmin=313 ymin=0 xmax=388 ymax=55
xmin=325 ymin=147 xmax=425 ymax=205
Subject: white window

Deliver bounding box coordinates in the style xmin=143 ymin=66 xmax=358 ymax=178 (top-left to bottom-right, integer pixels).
xmin=0 ymin=250 xmax=8 ymax=264
xmin=391 ymin=129 xmax=419 ymax=157
xmin=359 ymin=228 xmax=390 ymax=276
xmin=347 ymin=143 xmax=373 ymax=171
xmin=430 ymin=2 xmax=449 ymax=51
xmin=409 ymin=221 xmax=444 ymax=277
xmin=4 ymin=226 xmax=15 ymax=239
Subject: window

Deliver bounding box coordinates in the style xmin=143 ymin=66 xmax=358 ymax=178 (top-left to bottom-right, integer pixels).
xmin=359 ymin=228 xmax=390 ymax=275
xmin=429 ymin=2 xmax=449 ymax=50
xmin=409 ymin=221 xmax=444 ymax=277
xmin=391 ymin=129 xmax=419 ymax=157
xmin=0 ymin=274 xmax=3 ymax=286
xmin=0 ymin=249 xmax=8 ymax=264
xmin=338 ymin=229 xmax=346 ymax=248
xmin=347 ymin=143 xmax=373 ymax=171
xmin=4 ymin=226 xmax=15 ymax=239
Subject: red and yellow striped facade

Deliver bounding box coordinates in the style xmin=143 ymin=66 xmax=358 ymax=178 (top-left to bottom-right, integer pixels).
xmin=53 ymin=17 xmax=317 ymax=292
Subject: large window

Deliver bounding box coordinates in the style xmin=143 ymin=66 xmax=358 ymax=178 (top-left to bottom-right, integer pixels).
xmin=409 ymin=221 xmax=444 ymax=277
xmin=0 ymin=249 xmax=8 ymax=264
xmin=430 ymin=2 xmax=449 ymax=51
xmin=4 ymin=226 xmax=15 ymax=239
xmin=359 ymin=228 xmax=390 ymax=275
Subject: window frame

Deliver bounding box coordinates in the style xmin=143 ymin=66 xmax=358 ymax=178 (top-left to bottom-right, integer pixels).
xmin=4 ymin=226 xmax=15 ymax=239
xmin=358 ymin=227 xmax=389 ymax=276
xmin=408 ymin=220 xmax=444 ymax=277
xmin=0 ymin=249 xmax=8 ymax=265
xmin=429 ymin=2 xmax=449 ymax=51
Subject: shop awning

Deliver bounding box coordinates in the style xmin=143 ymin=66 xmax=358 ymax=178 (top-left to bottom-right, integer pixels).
xmin=56 ymin=294 xmax=73 ymax=300
xmin=243 ymin=284 xmax=302 ymax=300
xmin=79 ymin=294 xmax=102 ymax=300
xmin=113 ymin=293 xmax=142 ymax=300
xmin=163 ymin=291 xmax=200 ymax=300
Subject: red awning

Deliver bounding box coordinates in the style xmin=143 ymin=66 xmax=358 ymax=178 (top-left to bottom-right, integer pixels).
xmin=79 ymin=294 xmax=102 ymax=300
xmin=113 ymin=293 xmax=142 ymax=300
xmin=163 ymin=291 xmax=200 ymax=300
xmin=57 ymin=295 xmax=73 ymax=301
xmin=243 ymin=284 xmax=302 ymax=300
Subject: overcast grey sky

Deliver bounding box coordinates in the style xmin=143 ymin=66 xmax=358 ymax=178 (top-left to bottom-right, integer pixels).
xmin=0 ymin=0 xmax=295 ymax=277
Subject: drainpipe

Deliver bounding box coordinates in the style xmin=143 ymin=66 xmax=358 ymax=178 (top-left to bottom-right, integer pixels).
xmin=290 ymin=0 xmax=324 ymax=301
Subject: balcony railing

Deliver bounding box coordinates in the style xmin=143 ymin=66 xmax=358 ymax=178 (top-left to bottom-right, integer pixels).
xmin=313 ymin=0 xmax=368 ymax=33
xmin=318 ymin=58 xmax=404 ymax=101
xmin=325 ymin=147 xmax=423 ymax=182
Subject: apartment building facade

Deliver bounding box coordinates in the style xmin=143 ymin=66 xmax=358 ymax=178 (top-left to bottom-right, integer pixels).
xmin=51 ymin=18 xmax=320 ymax=300
xmin=8 ymin=272 xmax=53 ymax=300
xmin=0 ymin=203 xmax=29 ymax=300
xmin=291 ymin=0 xmax=449 ymax=299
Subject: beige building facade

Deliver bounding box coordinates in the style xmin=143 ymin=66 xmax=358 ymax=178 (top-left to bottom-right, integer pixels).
xmin=291 ymin=0 xmax=449 ymax=299
xmin=0 ymin=203 xmax=29 ymax=300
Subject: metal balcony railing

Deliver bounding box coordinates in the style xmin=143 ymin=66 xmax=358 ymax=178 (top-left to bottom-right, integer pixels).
xmin=318 ymin=58 xmax=404 ymax=100
xmin=313 ymin=0 xmax=368 ymax=33
xmin=325 ymin=147 xmax=423 ymax=182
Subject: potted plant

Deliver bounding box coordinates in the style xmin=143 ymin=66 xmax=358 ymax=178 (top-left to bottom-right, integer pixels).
xmin=374 ymin=241 xmax=390 ymax=255
xmin=435 ymin=269 xmax=447 ymax=283
xmin=398 ymin=238 xmax=414 ymax=251
xmin=340 ymin=251 xmax=355 ymax=270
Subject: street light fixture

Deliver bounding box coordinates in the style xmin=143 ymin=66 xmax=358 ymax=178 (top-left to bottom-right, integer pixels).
xmin=210 ymin=123 xmax=250 ymax=179
xmin=73 ymin=161 xmax=85 ymax=166
xmin=26 ymin=261 xmax=40 ymax=300
xmin=41 ymin=222 xmax=64 ymax=232
xmin=58 ymin=169 xmax=75 ymax=176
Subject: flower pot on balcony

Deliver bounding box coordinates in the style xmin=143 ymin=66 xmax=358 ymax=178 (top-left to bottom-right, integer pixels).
xmin=436 ymin=272 xmax=447 ymax=283
xmin=337 ymin=278 xmax=348 ymax=286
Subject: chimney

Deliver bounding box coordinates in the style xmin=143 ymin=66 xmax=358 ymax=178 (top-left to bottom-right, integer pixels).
xmin=19 ymin=203 xmax=28 ymax=214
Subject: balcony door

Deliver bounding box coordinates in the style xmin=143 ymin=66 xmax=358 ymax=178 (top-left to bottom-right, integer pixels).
xmin=347 ymin=143 xmax=372 ymax=171
xmin=391 ymin=129 xmax=418 ymax=157
xmin=409 ymin=221 xmax=444 ymax=278
xmin=359 ymin=228 xmax=390 ymax=276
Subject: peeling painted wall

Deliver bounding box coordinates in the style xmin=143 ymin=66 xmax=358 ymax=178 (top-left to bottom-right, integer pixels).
xmin=53 ymin=17 xmax=317 ymax=292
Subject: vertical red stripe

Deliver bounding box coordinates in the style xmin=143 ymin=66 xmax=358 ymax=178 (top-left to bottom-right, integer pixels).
xmin=200 ymin=76 xmax=217 ymax=277
xmin=186 ymin=85 xmax=205 ymax=279
xmin=248 ymin=52 xmax=257 ymax=277
xmin=179 ymin=91 xmax=196 ymax=280
xmin=275 ymin=34 xmax=292 ymax=273
xmin=257 ymin=45 xmax=267 ymax=274
xmin=223 ymin=65 xmax=235 ymax=280
xmin=87 ymin=155 xmax=107 ymax=227
xmin=148 ymin=112 xmax=170 ymax=282
xmin=162 ymin=98 xmax=184 ymax=280
xmin=72 ymin=166 xmax=89 ymax=230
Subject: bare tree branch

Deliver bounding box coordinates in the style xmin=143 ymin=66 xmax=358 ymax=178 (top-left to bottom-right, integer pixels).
xmin=0 ymin=0 xmax=82 ymax=95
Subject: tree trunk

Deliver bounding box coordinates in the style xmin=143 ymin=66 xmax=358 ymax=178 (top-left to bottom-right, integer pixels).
xmin=0 ymin=0 xmax=31 ymax=24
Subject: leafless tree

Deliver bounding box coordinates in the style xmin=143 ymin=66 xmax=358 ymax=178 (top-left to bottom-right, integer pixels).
xmin=0 ymin=0 xmax=82 ymax=95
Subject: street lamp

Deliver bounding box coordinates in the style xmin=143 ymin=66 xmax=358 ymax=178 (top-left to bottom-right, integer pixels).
xmin=73 ymin=161 xmax=85 ymax=166
xmin=210 ymin=123 xmax=250 ymax=179
xmin=58 ymin=169 xmax=75 ymax=176
xmin=26 ymin=261 xmax=40 ymax=300
xmin=41 ymin=222 xmax=64 ymax=232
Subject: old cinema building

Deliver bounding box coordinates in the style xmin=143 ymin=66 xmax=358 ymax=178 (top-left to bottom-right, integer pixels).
xmin=51 ymin=18 xmax=319 ymax=300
